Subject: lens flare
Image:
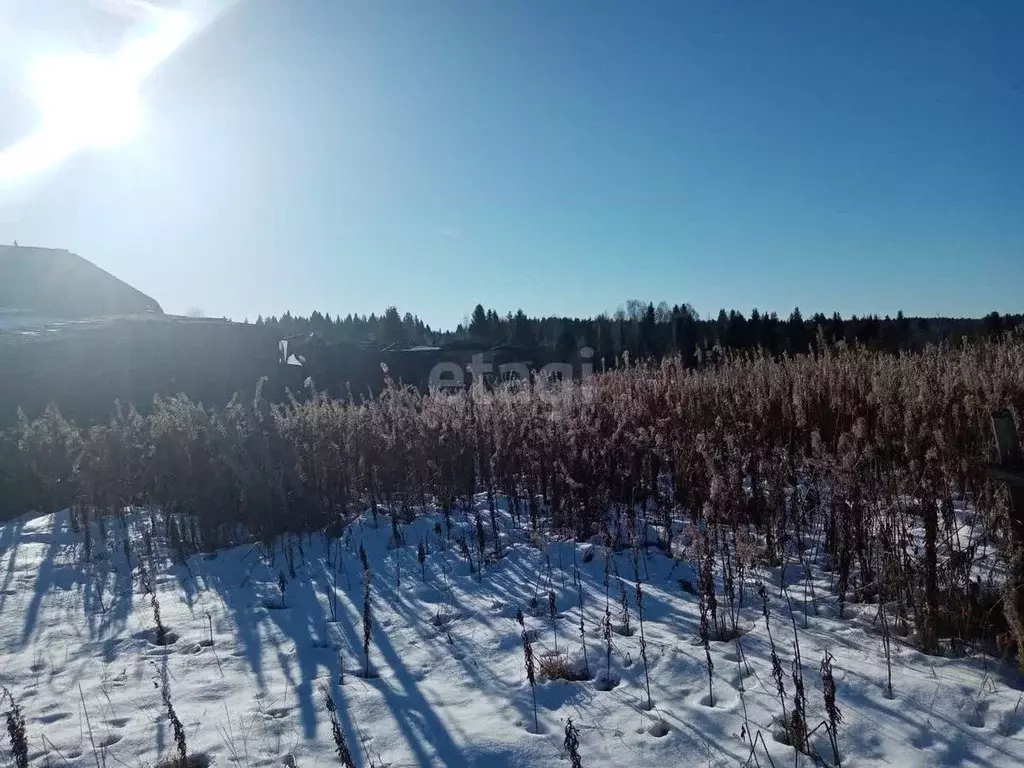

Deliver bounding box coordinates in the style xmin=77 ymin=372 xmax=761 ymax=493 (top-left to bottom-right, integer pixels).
xmin=0 ymin=2 xmax=235 ymax=188
xmin=28 ymin=53 xmax=142 ymax=150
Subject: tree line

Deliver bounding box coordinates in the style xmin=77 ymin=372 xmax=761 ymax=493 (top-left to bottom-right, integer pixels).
xmin=253 ymin=301 xmax=1020 ymax=366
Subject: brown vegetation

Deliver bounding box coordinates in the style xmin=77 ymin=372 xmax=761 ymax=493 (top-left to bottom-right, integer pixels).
xmin=3 ymin=335 xmax=1024 ymax=657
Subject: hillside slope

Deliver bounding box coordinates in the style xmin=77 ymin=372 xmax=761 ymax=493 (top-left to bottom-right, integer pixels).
xmin=0 ymin=245 xmax=162 ymax=318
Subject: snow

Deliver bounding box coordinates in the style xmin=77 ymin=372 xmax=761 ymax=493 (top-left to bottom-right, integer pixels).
xmin=0 ymin=502 xmax=1022 ymax=767
xmin=0 ymin=312 xmax=65 ymax=331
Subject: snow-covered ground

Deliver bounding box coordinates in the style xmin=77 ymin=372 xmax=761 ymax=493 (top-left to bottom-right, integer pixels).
xmin=0 ymin=502 xmax=1022 ymax=767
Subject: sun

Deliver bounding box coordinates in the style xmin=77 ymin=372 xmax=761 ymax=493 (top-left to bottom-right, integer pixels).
xmin=0 ymin=3 xmax=235 ymax=187
xmin=27 ymin=52 xmax=143 ymax=150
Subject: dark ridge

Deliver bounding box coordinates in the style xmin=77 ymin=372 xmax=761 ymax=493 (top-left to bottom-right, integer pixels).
xmin=0 ymin=244 xmax=163 ymax=318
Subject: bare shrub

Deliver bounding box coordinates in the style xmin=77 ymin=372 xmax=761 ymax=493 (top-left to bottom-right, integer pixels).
xmin=537 ymin=651 xmax=590 ymax=682
xmin=320 ymin=685 xmax=356 ymax=767
xmin=2 ymin=688 xmax=28 ymax=768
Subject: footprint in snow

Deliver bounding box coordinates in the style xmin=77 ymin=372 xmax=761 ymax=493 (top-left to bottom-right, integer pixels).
xmin=965 ymin=700 xmax=989 ymax=728
xmin=647 ymin=719 xmax=670 ymax=738
xmin=36 ymin=711 xmax=70 ymax=724
xmin=998 ymin=707 xmax=1024 ymax=737
xmin=910 ymin=727 xmax=935 ymax=749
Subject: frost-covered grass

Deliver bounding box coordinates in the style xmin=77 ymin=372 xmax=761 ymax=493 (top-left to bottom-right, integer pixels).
xmin=1 ymin=500 xmax=1022 ymax=767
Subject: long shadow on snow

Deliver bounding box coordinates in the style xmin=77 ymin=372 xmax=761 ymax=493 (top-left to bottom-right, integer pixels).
xmin=0 ymin=516 xmax=25 ymax=614
xmin=314 ymin=533 xmax=470 ymax=764
xmin=310 ymin=546 xmax=472 ymax=764
xmin=199 ymin=552 xmax=272 ymax=692
xmin=333 ymin=548 xmax=476 ymax=762
xmin=243 ymin=541 xmax=368 ymax=756
xmin=386 ymin=547 xmax=665 ymax=749
xmin=93 ymin=547 xmax=136 ymax=640
xmin=18 ymin=512 xmax=128 ymax=647
xmin=371 ymin=571 xmax=534 ymax=747
xmin=193 ymin=535 xmax=462 ymax=759
xmin=358 ymin=584 xmax=469 ymax=766
xmin=262 ymin=569 xmax=351 ymax=740
xmin=18 ymin=514 xmax=67 ymax=646
xmin=838 ymin=664 xmax=1022 ymax=767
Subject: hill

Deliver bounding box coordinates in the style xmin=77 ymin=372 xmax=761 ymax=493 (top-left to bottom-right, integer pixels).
xmin=0 ymin=245 xmax=162 ymax=319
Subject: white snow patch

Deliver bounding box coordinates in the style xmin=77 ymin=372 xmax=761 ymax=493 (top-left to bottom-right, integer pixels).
xmin=0 ymin=503 xmax=1020 ymax=767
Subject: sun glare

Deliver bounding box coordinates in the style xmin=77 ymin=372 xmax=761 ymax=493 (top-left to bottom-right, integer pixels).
xmin=28 ymin=53 xmax=142 ymax=150
xmin=0 ymin=2 xmax=218 ymax=188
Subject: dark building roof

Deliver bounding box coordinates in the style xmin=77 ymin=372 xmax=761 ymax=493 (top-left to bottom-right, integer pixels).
xmin=0 ymin=245 xmax=163 ymax=318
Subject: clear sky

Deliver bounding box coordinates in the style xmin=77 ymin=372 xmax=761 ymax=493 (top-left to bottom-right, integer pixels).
xmin=1 ymin=1 xmax=1021 ymax=328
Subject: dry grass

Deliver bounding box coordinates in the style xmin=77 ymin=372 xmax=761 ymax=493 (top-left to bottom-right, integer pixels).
xmin=5 ymin=334 xmax=1024 ymax=654
xmin=538 ymin=651 xmax=591 ymax=682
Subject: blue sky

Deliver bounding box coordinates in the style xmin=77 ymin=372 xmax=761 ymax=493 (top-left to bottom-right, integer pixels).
xmin=1 ymin=1 xmax=1021 ymax=328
